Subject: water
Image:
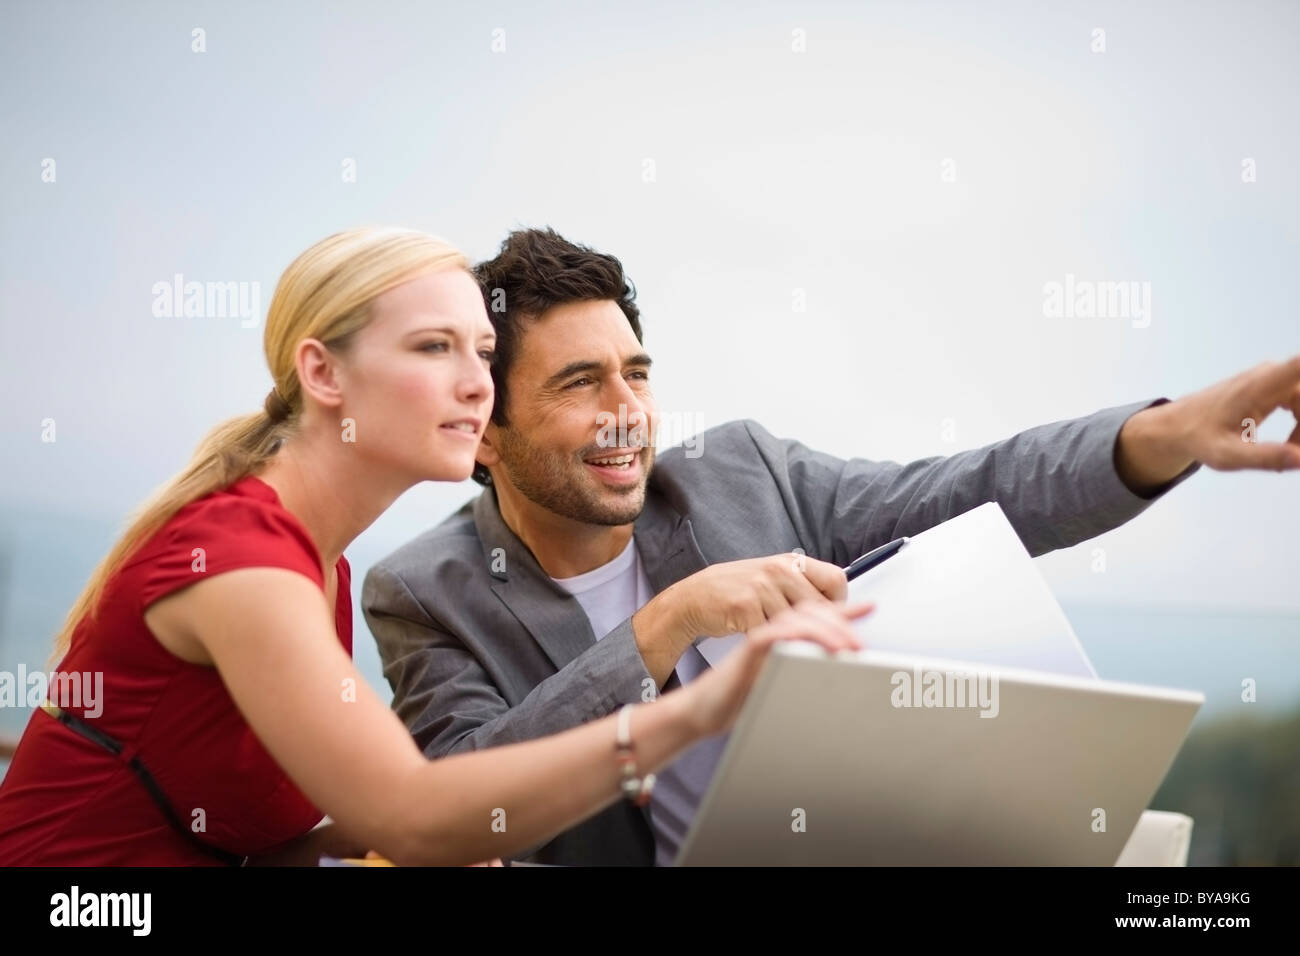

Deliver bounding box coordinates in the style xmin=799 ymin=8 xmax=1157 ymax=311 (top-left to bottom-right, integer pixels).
xmin=1066 ymin=603 xmax=1300 ymax=724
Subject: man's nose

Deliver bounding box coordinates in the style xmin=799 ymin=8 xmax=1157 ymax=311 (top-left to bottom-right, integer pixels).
xmin=605 ymin=377 xmax=651 ymax=445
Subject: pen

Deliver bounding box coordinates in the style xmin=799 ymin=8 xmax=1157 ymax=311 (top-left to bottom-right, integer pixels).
xmin=843 ymin=537 xmax=909 ymax=581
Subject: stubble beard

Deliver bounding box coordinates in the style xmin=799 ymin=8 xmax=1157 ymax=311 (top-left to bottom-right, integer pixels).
xmin=495 ymin=426 xmax=654 ymax=527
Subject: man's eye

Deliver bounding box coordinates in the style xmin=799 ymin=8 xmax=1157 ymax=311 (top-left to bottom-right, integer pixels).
xmin=566 ymin=377 xmax=592 ymax=388
xmin=628 ymin=370 xmax=649 ymax=381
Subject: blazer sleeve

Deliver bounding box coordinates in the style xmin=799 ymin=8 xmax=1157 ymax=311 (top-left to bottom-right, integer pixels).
xmin=744 ymin=398 xmax=1201 ymax=565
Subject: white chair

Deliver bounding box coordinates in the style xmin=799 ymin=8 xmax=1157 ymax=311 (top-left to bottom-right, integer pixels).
xmin=1115 ymin=810 xmax=1194 ymax=866
xmin=318 ymin=811 xmax=1196 ymax=866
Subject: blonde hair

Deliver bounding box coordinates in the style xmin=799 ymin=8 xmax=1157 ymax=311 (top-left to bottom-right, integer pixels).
xmin=49 ymin=227 xmax=468 ymax=664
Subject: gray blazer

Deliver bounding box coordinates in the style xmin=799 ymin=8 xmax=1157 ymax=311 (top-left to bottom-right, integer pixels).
xmin=362 ymin=400 xmax=1198 ymax=865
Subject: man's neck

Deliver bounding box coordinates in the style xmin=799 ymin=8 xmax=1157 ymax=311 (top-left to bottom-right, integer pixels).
xmin=493 ymin=486 xmax=634 ymax=579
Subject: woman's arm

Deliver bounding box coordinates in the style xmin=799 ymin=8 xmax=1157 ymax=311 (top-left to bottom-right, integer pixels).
xmin=152 ymin=567 xmax=866 ymax=866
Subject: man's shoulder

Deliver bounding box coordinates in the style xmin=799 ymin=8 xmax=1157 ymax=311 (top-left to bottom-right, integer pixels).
xmin=646 ymin=419 xmax=798 ymax=517
xmin=653 ymin=417 xmax=778 ymax=470
xmin=363 ymin=496 xmax=485 ymax=591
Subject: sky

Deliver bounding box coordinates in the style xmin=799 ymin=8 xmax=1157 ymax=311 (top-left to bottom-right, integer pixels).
xmin=1 ymin=1 xmax=1297 ymax=719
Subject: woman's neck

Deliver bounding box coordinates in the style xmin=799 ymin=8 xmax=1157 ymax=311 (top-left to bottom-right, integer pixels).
xmin=254 ymin=419 xmax=411 ymax=568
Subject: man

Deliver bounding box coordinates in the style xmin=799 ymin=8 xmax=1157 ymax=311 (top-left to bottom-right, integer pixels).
xmin=363 ymin=227 xmax=1300 ymax=866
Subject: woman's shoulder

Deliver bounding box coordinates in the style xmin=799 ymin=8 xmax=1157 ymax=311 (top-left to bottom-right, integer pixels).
xmin=182 ymin=475 xmax=315 ymax=542
xmin=127 ymin=476 xmax=328 ymax=603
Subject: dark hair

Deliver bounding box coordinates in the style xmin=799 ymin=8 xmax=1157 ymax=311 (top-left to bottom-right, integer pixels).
xmin=471 ymin=227 xmax=643 ymax=485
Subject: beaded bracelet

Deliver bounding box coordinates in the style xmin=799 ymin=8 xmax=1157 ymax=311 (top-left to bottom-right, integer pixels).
xmin=615 ymin=704 xmax=656 ymax=806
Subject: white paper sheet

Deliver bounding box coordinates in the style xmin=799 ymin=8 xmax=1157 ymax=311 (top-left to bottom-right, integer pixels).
xmin=693 ymin=501 xmax=1095 ymax=678
xmin=846 ymin=501 xmax=1097 ymax=677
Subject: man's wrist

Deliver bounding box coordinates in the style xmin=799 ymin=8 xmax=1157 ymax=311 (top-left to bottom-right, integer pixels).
xmin=1114 ymin=398 xmax=1198 ymax=496
xmin=631 ymin=588 xmax=694 ymax=682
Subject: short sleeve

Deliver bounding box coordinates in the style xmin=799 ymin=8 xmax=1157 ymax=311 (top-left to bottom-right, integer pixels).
xmin=135 ymin=494 xmax=326 ymax=611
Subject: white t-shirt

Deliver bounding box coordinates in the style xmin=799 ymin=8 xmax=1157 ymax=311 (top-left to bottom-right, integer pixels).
xmin=549 ymin=536 xmax=719 ymax=865
xmin=549 ymin=536 xmax=654 ymax=642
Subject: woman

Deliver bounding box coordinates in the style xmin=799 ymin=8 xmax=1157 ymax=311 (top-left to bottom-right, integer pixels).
xmin=0 ymin=227 xmax=871 ymax=866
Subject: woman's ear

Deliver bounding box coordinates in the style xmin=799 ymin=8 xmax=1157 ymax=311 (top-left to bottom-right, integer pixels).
xmin=295 ymin=338 xmax=345 ymax=411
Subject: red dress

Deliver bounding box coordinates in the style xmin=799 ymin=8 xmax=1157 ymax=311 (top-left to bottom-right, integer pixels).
xmin=0 ymin=476 xmax=352 ymax=865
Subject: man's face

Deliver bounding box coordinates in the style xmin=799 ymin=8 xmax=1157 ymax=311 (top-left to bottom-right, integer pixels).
xmin=480 ymin=299 xmax=657 ymax=526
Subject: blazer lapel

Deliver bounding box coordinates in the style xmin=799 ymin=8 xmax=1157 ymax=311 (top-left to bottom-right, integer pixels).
xmin=633 ymin=489 xmax=710 ymax=594
xmin=473 ymin=489 xmax=597 ymax=671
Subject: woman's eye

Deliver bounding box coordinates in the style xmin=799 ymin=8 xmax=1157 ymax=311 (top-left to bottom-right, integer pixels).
xmin=419 ymin=342 xmax=449 ymax=353
xmin=479 ymin=350 xmax=497 ymax=365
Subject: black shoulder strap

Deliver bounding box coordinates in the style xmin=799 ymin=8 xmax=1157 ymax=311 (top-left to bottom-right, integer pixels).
xmin=41 ymin=703 xmax=246 ymax=866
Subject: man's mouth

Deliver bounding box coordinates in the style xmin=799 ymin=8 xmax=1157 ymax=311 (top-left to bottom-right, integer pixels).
xmin=582 ymin=448 xmax=644 ymax=484
xmin=584 ymin=452 xmax=637 ymax=469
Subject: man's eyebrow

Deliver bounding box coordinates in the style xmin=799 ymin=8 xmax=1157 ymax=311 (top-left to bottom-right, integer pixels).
xmin=544 ymin=360 xmax=603 ymax=388
xmin=543 ymin=353 xmax=653 ymax=389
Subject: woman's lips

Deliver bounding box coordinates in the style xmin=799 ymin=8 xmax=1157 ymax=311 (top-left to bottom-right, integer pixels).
xmin=439 ymin=422 xmax=480 ymax=441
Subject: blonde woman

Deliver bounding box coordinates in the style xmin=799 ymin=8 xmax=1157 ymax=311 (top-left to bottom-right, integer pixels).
xmin=0 ymin=227 xmax=871 ymax=866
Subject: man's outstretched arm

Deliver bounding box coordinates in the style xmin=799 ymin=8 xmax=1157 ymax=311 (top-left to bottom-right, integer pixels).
xmin=748 ymin=356 xmax=1300 ymax=563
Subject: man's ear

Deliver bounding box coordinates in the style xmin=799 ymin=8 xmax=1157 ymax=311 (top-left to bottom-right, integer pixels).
xmin=477 ymin=422 xmax=503 ymax=470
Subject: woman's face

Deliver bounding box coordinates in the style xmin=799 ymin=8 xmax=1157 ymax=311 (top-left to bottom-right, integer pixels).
xmin=335 ymin=267 xmax=496 ymax=484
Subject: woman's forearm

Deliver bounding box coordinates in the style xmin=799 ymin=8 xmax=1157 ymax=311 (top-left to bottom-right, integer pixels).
xmin=384 ymin=687 xmax=703 ymax=865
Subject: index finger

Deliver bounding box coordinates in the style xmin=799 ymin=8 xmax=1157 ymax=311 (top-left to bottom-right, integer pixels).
xmin=1251 ymin=355 xmax=1300 ymax=401
xmin=799 ymin=557 xmax=849 ymax=602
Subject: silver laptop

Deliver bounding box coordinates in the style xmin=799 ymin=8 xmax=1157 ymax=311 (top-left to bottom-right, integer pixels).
xmin=675 ymin=643 xmax=1203 ymax=866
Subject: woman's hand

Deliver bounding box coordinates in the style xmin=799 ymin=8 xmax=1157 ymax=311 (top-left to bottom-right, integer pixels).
xmin=680 ymin=599 xmax=874 ymax=737
xmin=245 ymin=821 xmax=370 ymax=866
xmin=362 ymin=849 xmax=502 ymax=866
